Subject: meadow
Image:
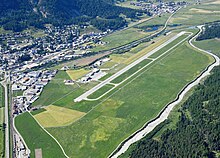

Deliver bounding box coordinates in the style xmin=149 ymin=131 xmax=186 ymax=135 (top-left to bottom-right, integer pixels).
xmin=45 ymin=39 xmax=212 ymax=158
xmin=193 ymin=39 xmax=220 ymax=57
xmin=15 ymin=112 xmax=66 ymax=158
xmin=169 ymin=1 xmax=220 ymax=27
xmin=87 ymin=84 xmax=115 ymax=99
xmin=32 ymin=71 xmax=78 ymax=107
xmin=34 ymin=105 xmax=85 ymax=128
xmin=92 ymin=14 xmax=171 ymax=52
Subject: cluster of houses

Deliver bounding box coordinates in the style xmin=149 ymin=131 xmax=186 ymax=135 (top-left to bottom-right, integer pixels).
xmin=11 ymin=70 xmax=57 ymax=115
xmin=130 ymin=1 xmax=188 ymax=15
xmin=0 ymin=24 xmax=112 ymax=72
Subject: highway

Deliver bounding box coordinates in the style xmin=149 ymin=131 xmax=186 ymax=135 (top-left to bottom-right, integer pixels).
xmin=74 ymin=31 xmax=186 ymax=102
xmin=109 ymin=26 xmax=220 ymax=158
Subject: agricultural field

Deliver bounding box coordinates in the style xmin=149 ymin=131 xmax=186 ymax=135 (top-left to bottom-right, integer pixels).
xmin=41 ymin=35 xmax=213 ymax=158
xmin=92 ymin=28 xmax=150 ymax=52
xmin=169 ymin=1 xmax=220 ymax=27
xmin=15 ymin=112 xmax=66 ymax=158
xmin=91 ymin=14 xmax=171 ymax=52
xmin=34 ymin=105 xmax=85 ymax=128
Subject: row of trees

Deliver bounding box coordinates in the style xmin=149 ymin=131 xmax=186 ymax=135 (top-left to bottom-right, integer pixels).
xmin=126 ymin=66 xmax=220 ymax=158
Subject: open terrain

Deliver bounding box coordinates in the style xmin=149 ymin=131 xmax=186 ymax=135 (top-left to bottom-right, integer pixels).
xmin=34 ymin=105 xmax=85 ymax=128
xmin=168 ymin=1 xmax=220 ymax=28
xmin=91 ymin=14 xmax=171 ymax=52
xmin=16 ymin=31 xmax=212 ymax=158
xmin=13 ymin=1 xmax=220 ymax=157
xmin=15 ymin=112 xmax=66 ymax=158
xmin=49 ymin=38 xmax=211 ymax=158
xmin=193 ymin=39 xmax=220 ymax=57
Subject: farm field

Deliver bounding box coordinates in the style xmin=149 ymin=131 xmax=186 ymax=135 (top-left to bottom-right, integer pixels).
xmin=15 ymin=112 xmax=66 ymax=158
xmin=91 ymin=14 xmax=171 ymax=52
xmin=43 ymin=37 xmax=213 ymax=158
xmin=169 ymin=1 xmax=220 ymax=27
xmin=34 ymin=105 xmax=86 ymax=128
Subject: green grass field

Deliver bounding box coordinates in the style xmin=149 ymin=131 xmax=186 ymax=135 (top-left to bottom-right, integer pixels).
xmin=34 ymin=105 xmax=85 ymax=128
xmin=32 ymin=71 xmax=78 ymax=107
xmin=45 ymin=38 xmax=213 ymax=158
xmin=169 ymin=1 xmax=220 ymax=27
xmin=15 ymin=112 xmax=66 ymax=158
xmin=111 ymin=59 xmax=152 ymax=84
xmin=66 ymin=69 xmax=89 ymax=80
xmin=87 ymin=84 xmax=115 ymax=99
xmin=92 ymin=28 xmax=149 ymax=52
xmin=193 ymin=39 xmax=220 ymax=57
xmin=149 ymin=34 xmax=190 ymax=58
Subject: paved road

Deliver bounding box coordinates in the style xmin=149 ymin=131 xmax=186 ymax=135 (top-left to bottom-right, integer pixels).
xmin=109 ymin=26 xmax=220 ymax=158
xmin=74 ymin=31 xmax=186 ymax=102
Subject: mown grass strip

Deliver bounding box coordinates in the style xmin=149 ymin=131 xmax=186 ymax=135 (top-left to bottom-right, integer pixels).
xmin=149 ymin=34 xmax=190 ymax=59
xmin=87 ymin=84 xmax=115 ymax=99
xmin=111 ymin=59 xmax=152 ymax=84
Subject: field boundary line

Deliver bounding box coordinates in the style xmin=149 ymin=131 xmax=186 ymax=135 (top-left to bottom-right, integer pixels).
xmin=28 ymin=112 xmax=69 ymax=158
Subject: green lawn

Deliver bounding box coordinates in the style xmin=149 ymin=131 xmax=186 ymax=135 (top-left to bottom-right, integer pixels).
xmin=13 ymin=90 xmax=23 ymax=97
xmin=46 ymin=39 xmax=212 ymax=158
xmin=111 ymin=59 xmax=152 ymax=84
xmin=87 ymin=84 xmax=115 ymax=99
xmin=15 ymin=112 xmax=66 ymax=158
xmin=193 ymin=39 xmax=220 ymax=57
xmin=149 ymin=34 xmax=190 ymax=58
xmin=32 ymin=71 xmax=78 ymax=107
xmin=99 ymin=73 xmax=113 ymax=81
xmin=92 ymin=28 xmax=149 ymax=52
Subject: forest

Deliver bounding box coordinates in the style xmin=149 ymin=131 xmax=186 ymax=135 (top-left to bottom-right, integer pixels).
xmin=197 ymin=23 xmax=220 ymax=40
xmin=125 ymin=65 xmax=220 ymax=158
xmin=0 ymin=0 xmax=146 ymax=32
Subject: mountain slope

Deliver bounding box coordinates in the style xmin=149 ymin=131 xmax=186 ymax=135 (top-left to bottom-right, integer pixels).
xmin=0 ymin=0 xmax=143 ymax=32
